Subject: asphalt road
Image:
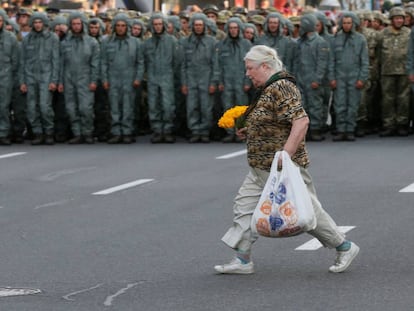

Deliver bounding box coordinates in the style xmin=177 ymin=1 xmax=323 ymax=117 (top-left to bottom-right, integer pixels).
xmin=0 ymin=134 xmax=413 ymax=311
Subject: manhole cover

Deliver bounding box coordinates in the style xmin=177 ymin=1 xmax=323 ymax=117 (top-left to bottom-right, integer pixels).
xmin=0 ymin=288 xmax=41 ymax=297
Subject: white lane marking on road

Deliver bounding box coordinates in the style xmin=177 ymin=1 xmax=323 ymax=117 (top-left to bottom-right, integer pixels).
xmin=295 ymin=226 xmax=356 ymax=251
xmin=216 ymin=149 xmax=247 ymax=159
xmin=34 ymin=198 xmax=74 ymax=210
xmin=38 ymin=167 xmax=97 ymax=181
xmin=0 ymin=152 xmax=27 ymax=160
xmin=93 ymin=179 xmax=154 ymax=195
xmin=103 ymin=283 xmax=139 ymax=307
xmin=0 ymin=287 xmax=41 ymax=297
xmin=62 ymin=283 xmax=104 ymax=301
xmin=399 ymin=183 xmax=414 ymax=192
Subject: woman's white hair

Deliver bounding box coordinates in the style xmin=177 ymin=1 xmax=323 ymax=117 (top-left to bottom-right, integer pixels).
xmin=244 ymin=45 xmax=284 ymax=72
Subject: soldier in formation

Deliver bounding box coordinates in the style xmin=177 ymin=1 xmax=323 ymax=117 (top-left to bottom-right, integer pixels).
xmin=1 ymin=4 xmax=414 ymax=146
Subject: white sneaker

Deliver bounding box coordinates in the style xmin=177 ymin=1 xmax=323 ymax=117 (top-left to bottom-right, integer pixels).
xmin=214 ymin=257 xmax=255 ymax=274
xmin=329 ymin=242 xmax=360 ymax=273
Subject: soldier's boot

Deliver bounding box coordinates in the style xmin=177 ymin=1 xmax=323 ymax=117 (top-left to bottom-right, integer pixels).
xmin=11 ymin=135 xmax=24 ymax=144
xmin=97 ymin=134 xmax=108 ymax=142
xmin=107 ymin=135 xmax=122 ymax=144
xmin=150 ymin=133 xmax=163 ymax=144
xmin=84 ymin=135 xmax=95 ymax=144
xmin=222 ymin=134 xmax=235 ymax=143
xmin=397 ymin=126 xmax=409 ymax=137
xmin=68 ymin=136 xmax=83 ymax=144
xmin=355 ymin=121 xmax=366 ymax=137
xmin=122 ymin=135 xmax=134 ymax=144
xmin=308 ymin=130 xmax=324 ymax=142
xmin=189 ymin=135 xmax=200 ymax=143
xmin=379 ymin=128 xmax=395 ymax=137
xmin=200 ymin=135 xmax=210 ymax=143
xmin=163 ymin=134 xmax=176 ymax=143
xmin=0 ymin=137 xmax=11 ymax=146
xmin=55 ymin=133 xmax=68 ymax=143
xmin=345 ymin=132 xmax=356 ymax=141
xmin=44 ymin=135 xmax=55 ymax=145
xmin=31 ymin=134 xmax=44 ymax=145
xmin=332 ymin=132 xmax=347 ymax=142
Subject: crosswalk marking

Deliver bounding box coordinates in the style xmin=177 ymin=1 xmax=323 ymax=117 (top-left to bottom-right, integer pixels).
xmin=0 ymin=152 xmax=26 ymax=159
xmin=216 ymin=149 xmax=246 ymax=159
xmin=0 ymin=287 xmax=41 ymax=297
xmin=399 ymin=183 xmax=414 ymax=193
xmin=295 ymin=226 xmax=356 ymax=250
xmin=92 ymin=179 xmax=154 ymax=195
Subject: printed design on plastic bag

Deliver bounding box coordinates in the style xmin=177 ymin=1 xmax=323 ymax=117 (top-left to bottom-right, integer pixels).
xmin=255 ymin=181 xmax=300 ymax=237
xmin=252 ymin=150 xmax=317 ymax=238
xmin=256 ymin=218 xmax=271 ymax=236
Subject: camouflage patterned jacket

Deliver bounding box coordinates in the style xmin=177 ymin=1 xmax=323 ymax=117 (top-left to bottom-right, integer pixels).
xmin=377 ymin=26 xmax=410 ymax=76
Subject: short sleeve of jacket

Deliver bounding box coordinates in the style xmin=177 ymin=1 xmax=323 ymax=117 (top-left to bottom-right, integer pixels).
xmin=269 ymin=79 xmax=307 ymax=123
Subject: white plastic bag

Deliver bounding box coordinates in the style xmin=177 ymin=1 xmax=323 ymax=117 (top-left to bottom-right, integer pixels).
xmin=251 ymin=150 xmax=316 ymax=238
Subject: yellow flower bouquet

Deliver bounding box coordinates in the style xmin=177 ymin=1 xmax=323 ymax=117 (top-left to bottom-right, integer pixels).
xmin=217 ymin=105 xmax=248 ymax=129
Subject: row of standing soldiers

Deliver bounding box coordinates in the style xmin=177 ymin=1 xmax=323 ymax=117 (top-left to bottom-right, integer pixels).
xmin=0 ymin=6 xmax=413 ymax=146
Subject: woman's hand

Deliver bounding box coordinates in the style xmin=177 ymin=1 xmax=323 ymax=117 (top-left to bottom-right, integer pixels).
xmin=236 ymin=127 xmax=247 ymax=140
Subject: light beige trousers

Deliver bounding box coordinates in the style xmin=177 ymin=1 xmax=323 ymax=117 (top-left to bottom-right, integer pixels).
xmin=221 ymin=166 xmax=345 ymax=252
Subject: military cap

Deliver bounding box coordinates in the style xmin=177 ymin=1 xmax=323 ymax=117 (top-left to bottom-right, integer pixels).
xmin=389 ymin=6 xmax=406 ymax=18
xmin=250 ymin=14 xmax=265 ymax=25
xmin=233 ymin=13 xmax=247 ymax=23
xmin=382 ymin=0 xmax=394 ymax=12
xmin=405 ymin=7 xmax=414 ymax=17
xmin=267 ymin=7 xmax=279 ymax=13
xmin=203 ymin=4 xmax=219 ymax=16
xmin=127 ymin=10 xmax=141 ymax=19
xmin=257 ymin=8 xmax=268 ymax=16
xmin=231 ymin=6 xmax=248 ymax=15
xmin=179 ymin=10 xmax=190 ymax=20
xmin=216 ymin=13 xmax=228 ymax=24
xmin=45 ymin=7 xmax=60 ymax=14
xmin=97 ymin=12 xmax=107 ymax=20
xmin=219 ymin=9 xmax=233 ymax=18
xmin=17 ymin=8 xmax=32 ymax=16
xmin=138 ymin=14 xmax=150 ymax=27
xmin=5 ymin=5 xmax=16 ymax=13
xmin=288 ymin=15 xmax=300 ymax=26
xmin=372 ymin=11 xmax=384 ymax=22
xmin=356 ymin=10 xmax=365 ymax=21
xmin=363 ymin=11 xmax=373 ymax=21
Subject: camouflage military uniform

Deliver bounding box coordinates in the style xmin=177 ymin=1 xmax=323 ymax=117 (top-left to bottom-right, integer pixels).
xmin=377 ymin=9 xmax=411 ymax=136
xmin=357 ymin=26 xmax=381 ymax=135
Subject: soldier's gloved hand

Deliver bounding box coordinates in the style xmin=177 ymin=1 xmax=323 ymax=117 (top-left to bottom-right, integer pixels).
xmin=355 ymin=80 xmax=364 ymax=89
xmin=133 ymin=80 xmax=140 ymax=88
xmin=89 ymin=83 xmax=97 ymax=92
xmin=311 ymin=82 xmax=319 ymax=89
xmin=181 ymin=85 xmax=188 ymax=95
xmin=49 ymin=83 xmax=57 ymax=92
xmin=208 ymin=85 xmax=216 ymax=94
xmin=20 ymin=84 xmax=28 ymax=94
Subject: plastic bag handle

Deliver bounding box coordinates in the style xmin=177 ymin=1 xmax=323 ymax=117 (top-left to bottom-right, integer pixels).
xmin=269 ymin=150 xmax=284 ymax=175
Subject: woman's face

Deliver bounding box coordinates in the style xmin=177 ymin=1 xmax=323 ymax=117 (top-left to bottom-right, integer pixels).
xmin=245 ymin=59 xmax=268 ymax=88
